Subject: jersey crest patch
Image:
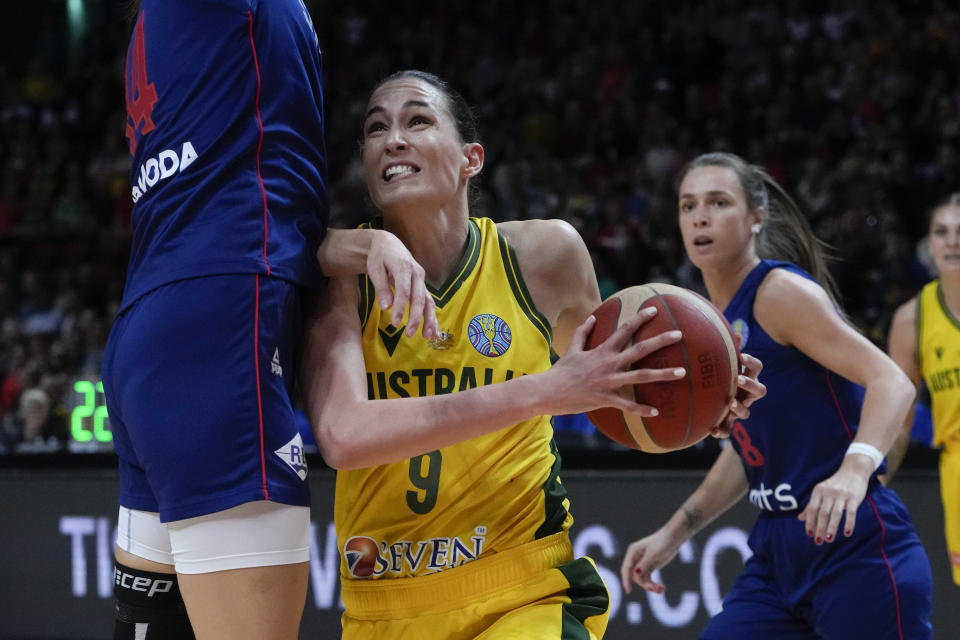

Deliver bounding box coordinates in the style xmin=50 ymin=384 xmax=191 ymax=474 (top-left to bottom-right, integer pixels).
xmin=731 ymin=318 xmax=749 ymax=350
xmin=467 ymin=314 xmax=511 ymax=357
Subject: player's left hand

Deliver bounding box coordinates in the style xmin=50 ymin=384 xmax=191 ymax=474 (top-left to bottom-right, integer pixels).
xmin=797 ymin=455 xmax=871 ymax=544
xmin=710 ymin=340 xmax=765 ymax=438
xmin=367 ymin=230 xmax=439 ymax=340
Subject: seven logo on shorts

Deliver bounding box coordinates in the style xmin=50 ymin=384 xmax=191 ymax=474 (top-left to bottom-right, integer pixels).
xmin=275 ymin=433 xmax=308 ymax=480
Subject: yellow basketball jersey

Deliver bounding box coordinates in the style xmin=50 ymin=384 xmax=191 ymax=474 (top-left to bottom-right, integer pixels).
xmin=336 ymin=217 xmax=573 ymax=582
xmin=917 ymin=280 xmax=960 ymax=446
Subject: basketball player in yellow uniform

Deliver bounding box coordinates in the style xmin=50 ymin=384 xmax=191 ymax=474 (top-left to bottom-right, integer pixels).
xmin=887 ymin=194 xmax=960 ymax=586
xmin=301 ymin=71 xmax=764 ymax=638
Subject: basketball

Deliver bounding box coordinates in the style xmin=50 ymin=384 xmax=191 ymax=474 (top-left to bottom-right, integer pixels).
xmin=584 ymin=283 xmax=741 ymax=453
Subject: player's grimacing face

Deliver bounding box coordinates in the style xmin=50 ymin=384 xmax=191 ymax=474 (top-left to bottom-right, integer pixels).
xmin=929 ymin=205 xmax=960 ymax=274
xmin=361 ymin=79 xmax=469 ymax=214
xmin=677 ymin=165 xmax=758 ymax=269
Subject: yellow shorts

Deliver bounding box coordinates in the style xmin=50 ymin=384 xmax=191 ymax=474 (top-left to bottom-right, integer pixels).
xmin=340 ymin=531 xmax=610 ymax=639
xmin=940 ymin=441 xmax=960 ymax=586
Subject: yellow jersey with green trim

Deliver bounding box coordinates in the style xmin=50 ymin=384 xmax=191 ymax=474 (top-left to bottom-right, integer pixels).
xmin=917 ymin=280 xmax=960 ymax=445
xmin=336 ymin=216 xmax=573 ymax=581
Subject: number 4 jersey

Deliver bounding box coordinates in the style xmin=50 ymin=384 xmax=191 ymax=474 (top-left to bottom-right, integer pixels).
xmin=335 ymin=217 xmax=572 ymax=581
xmin=121 ymin=0 xmax=327 ymax=312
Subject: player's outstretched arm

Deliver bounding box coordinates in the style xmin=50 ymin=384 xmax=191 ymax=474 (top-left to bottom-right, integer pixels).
xmin=301 ymin=276 xmax=685 ymax=470
xmin=316 ymin=227 xmax=439 ymax=339
xmin=620 ymin=445 xmax=747 ymax=594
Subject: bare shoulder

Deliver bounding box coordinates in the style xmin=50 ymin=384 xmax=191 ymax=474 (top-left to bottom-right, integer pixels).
xmin=756 ymin=267 xmax=831 ymax=307
xmin=495 ymin=219 xmax=591 ymax=291
xmin=890 ymin=296 xmax=918 ymax=333
xmin=496 ymin=219 xmax=586 ymax=258
xmin=753 ymin=267 xmax=838 ymax=344
xmin=887 ymin=295 xmax=918 ymax=352
xmin=495 ymin=218 xmax=598 ymax=329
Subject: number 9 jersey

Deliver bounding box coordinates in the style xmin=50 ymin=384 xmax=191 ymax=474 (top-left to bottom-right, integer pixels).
xmin=335 ymin=217 xmax=572 ymax=583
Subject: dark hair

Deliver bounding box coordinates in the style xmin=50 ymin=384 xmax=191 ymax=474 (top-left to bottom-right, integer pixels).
xmin=676 ymin=152 xmax=842 ymax=308
xmin=926 ymin=192 xmax=960 ymax=232
xmin=365 ymin=70 xmax=481 ymax=145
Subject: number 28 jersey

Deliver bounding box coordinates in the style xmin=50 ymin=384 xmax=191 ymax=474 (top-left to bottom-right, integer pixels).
xmin=723 ymin=260 xmax=873 ymax=513
xmin=121 ymin=0 xmax=327 ymax=311
xmin=335 ymin=217 xmax=572 ymax=581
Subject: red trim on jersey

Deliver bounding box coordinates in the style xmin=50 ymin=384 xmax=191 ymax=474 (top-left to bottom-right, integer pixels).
xmin=247 ymin=10 xmax=271 ymax=275
xmin=826 ymin=371 xmax=904 ymax=638
xmin=866 ymin=495 xmax=905 ymax=639
xmin=824 ymin=370 xmax=856 ymax=441
xmin=254 ymin=275 xmax=269 ymax=499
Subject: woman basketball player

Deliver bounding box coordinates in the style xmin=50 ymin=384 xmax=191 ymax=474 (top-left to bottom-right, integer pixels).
xmin=619 ymin=152 xmax=933 ymax=639
xmin=301 ymin=74 xmax=764 ymax=639
xmin=887 ymin=193 xmax=960 ymax=588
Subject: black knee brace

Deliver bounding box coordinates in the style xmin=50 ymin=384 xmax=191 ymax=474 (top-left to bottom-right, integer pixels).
xmin=113 ymin=563 xmax=195 ymax=639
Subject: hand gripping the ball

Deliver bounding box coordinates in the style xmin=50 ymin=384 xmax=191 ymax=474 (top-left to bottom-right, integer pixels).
xmin=542 ymin=307 xmax=688 ymax=418
xmin=710 ymin=339 xmax=766 ymax=439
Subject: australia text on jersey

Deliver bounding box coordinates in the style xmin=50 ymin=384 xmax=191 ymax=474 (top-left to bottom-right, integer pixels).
xmin=366 ymin=366 xmax=525 ymax=399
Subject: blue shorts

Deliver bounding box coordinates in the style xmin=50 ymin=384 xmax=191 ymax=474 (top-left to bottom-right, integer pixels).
xmin=102 ymin=274 xmax=311 ymax=522
xmin=701 ymin=485 xmax=932 ymax=640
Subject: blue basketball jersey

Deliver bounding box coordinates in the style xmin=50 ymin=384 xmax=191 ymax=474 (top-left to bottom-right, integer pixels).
xmin=122 ymin=0 xmax=327 ymax=311
xmin=723 ymin=260 xmax=877 ymax=513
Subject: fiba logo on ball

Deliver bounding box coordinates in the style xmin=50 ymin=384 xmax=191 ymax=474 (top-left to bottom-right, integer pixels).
xmin=343 ymin=536 xmax=379 ymax=578
xmin=467 ymin=313 xmax=511 ymax=357
xmin=731 ymin=318 xmax=749 ymax=349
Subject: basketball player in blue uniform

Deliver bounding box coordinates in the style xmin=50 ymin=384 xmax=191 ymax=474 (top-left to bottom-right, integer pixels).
xmin=620 ymin=152 xmax=933 ymax=639
xmin=103 ymin=2 xmax=440 ymax=639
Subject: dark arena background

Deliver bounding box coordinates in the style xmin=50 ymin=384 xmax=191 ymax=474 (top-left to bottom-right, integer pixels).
xmin=1 ymin=1 xmax=959 ymax=638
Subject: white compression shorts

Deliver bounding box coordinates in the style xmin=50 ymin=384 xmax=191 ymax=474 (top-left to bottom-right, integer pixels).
xmin=115 ymin=501 xmax=310 ymax=574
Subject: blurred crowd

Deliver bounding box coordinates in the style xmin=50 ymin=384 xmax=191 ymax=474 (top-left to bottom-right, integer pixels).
xmin=1 ymin=0 xmax=958 ymax=454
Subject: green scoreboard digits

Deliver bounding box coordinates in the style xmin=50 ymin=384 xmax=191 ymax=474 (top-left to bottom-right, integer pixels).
xmin=69 ymin=379 xmax=112 ymax=450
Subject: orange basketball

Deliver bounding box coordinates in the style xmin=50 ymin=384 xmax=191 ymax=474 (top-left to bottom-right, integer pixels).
xmin=585 ymin=283 xmax=740 ymax=453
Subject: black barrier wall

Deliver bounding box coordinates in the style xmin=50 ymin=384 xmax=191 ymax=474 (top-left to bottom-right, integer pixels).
xmin=0 ymin=469 xmax=954 ymax=639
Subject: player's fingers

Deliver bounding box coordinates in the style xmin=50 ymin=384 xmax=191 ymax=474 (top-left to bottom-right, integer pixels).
xmin=799 ymin=494 xmax=820 ymax=532
xmin=368 ymin=261 xmax=393 ymax=310
xmin=813 ymin=496 xmax=835 ymax=544
xmin=636 ymin=567 xmax=666 ymax=594
xmin=620 ymin=329 xmax=682 ymax=365
xmin=710 ymin=415 xmax=733 ymax=439
xmin=420 ymin=295 xmax=439 ymax=341
xmin=620 ymin=545 xmax=646 ymax=593
xmin=567 ymin=315 xmax=597 ymax=355
xmin=843 ymin=503 xmax=858 ymax=538
xmin=390 ymin=270 xmax=413 ymax=328
xmin=726 ymin=395 xmax=750 ymax=420
xmin=620 ymin=554 xmax=640 ymax=594
xmin=736 ymin=372 xmax=766 ymax=409
xmin=822 ymin=503 xmax=845 ymax=543
xmin=404 ymin=277 xmax=427 ymax=337
xmin=740 ymin=350 xmax=762 ymax=375
xmin=606 ymin=306 xmax=657 ymax=350
xmin=619 ymin=365 xmax=687 ymax=387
